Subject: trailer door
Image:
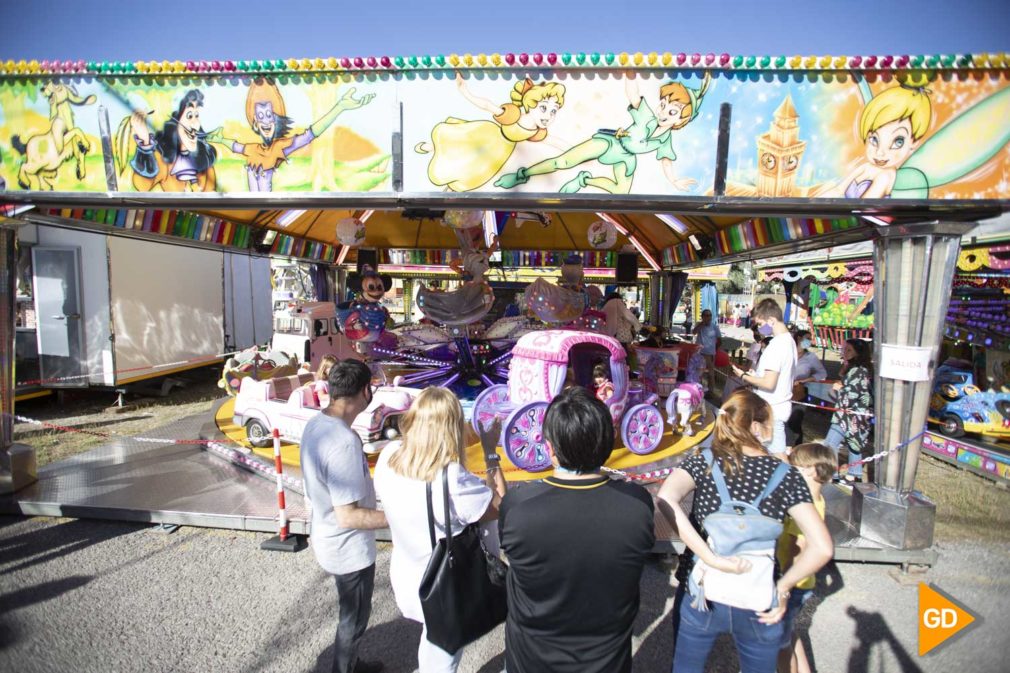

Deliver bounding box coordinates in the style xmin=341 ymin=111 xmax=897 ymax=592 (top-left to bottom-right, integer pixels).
xmin=32 ymin=247 xmax=86 ymax=387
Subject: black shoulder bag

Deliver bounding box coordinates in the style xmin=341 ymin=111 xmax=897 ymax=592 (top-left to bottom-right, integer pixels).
xmin=417 ymin=465 xmax=508 ymax=653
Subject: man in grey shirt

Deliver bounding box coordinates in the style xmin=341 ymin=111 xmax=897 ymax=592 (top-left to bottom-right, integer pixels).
xmin=300 ymin=359 xmax=387 ymax=673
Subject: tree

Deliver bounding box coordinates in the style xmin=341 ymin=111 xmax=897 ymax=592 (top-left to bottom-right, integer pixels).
xmin=717 ymin=263 xmax=747 ymax=294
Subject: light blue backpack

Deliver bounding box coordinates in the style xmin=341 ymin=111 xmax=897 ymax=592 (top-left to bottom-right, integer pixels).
xmin=688 ymin=448 xmax=790 ymax=612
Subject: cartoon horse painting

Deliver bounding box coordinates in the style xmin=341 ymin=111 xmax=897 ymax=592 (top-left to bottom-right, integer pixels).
xmin=11 ymin=82 xmax=96 ymax=190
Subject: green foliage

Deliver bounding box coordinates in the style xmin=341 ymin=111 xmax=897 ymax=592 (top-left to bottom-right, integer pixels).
xmin=721 ymin=263 xmax=747 ymax=294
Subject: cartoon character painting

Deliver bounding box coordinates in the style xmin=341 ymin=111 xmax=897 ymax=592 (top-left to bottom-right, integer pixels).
xmin=10 ymin=82 xmax=96 ymax=190
xmin=495 ymin=72 xmax=710 ymax=194
xmin=117 ymin=89 xmax=218 ymax=192
xmin=416 ymin=73 xmax=566 ymax=191
xmin=821 ymin=85 xmax=931 ymax=199
xmin=822 ymin=78 xmax=1010 ymax=200
xmin=209 ymin=79 xmax=375 ymax=191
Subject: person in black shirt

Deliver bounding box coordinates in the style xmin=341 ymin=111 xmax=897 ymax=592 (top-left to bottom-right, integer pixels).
xmin=656 ymin=389 xmax=833 ymax=673
xmin=499 ymin=387 xmax=655 ymax=673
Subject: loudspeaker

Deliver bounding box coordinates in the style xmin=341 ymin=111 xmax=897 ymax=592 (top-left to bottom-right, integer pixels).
xmin=616 ymin=253 xmax=638 ymax=284
xmin=356 ymin=248 xmax=378 ymax=274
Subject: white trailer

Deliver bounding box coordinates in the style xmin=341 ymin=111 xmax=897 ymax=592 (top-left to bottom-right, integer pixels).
xmin=15 ymin=217 xmax=273 ymax=394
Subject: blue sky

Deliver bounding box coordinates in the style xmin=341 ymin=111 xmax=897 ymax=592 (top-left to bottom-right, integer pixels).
xmin=0 ymin=0 xmax=1007 ymax=62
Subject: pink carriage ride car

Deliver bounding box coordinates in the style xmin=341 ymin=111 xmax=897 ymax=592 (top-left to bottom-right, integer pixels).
xmin=471 ymin=330 xmax=664 ymax=471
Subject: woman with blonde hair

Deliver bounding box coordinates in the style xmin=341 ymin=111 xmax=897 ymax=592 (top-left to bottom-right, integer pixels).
xmin=657 ymin=389 xmax=833 ymax=673
xmin=373 ymin=387 xmax=506 ymax=671
xmin=416 ymin=72 xmax=566 ymax=191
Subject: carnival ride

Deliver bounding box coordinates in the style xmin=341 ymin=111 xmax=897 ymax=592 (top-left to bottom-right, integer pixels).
xmin=928 ymin=363 xmax=1010 ymax=439
xmin=219 ymin=347 xmax=300 ymax=396
xmin=233 ymin=372 xmax=418 ymax=454
xmin=470 ymin=330 xmax=668 ymax=471
xmin=9 ymin=50 xmax=1009 ymax=562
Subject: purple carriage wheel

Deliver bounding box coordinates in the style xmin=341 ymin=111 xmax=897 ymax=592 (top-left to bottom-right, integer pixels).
xmin=470 ymin=384 xmax=509 ymax=434
xmin=502 ymin=401 xmax=552 ymax=472
xmin=621 ymin=403 xmax=665 ymax=455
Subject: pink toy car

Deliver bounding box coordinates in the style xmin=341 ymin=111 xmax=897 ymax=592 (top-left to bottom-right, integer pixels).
xmin=471 ymin=330 xmax=662 ymax=472
xmin=233 ymin=372 xmax=418 ymax=454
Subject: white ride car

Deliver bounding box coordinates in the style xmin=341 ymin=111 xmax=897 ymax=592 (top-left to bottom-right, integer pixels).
xmin=233 ymin=372 xmax=418 ymax=454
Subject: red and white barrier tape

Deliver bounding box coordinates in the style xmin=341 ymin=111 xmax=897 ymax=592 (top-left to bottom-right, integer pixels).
xmin=17 ymin=349 xmax=247 ymax=387
xmin=715 ymin=369 xmax=874 ymax=418
xmin=12 ymin=413 xmax=218 ymax=445
xmin=9 ymin=412 xmax=304 ymax=490
xmin=602 ymin=430 xmax=925 ymax=483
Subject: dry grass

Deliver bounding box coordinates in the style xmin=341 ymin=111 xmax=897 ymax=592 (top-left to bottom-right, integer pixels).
xmin=12 ymin=366 xmax=225 ymax=467
xmin=915 ymin=453 xmax=1010 ymax=545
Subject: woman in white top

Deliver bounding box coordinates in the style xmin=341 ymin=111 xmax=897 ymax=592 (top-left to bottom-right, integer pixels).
xmin=373 ymin=387 xmax=506 ymax=672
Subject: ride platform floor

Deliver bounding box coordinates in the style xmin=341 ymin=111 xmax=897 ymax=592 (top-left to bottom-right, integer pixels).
xmin=3 ymin=401 xmax=938 ymax=563
xmin=1 ymin=413 xmax=311 ymax=535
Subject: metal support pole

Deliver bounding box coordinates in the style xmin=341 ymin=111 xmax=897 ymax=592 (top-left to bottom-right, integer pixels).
xmin=336 ymin=267 xmax=347 ymax=303
xmin=849 ymin=220 xmax=974 ymax=550
xmin=1 ymin=225 xmax=13 ymax=453
xmin=647 ymin=272 xmax=660 ymax=326
xmin=0 ymin=220 xmax=37 ymax=494
xmin=402 ymin=278 xmax=414 ymax=323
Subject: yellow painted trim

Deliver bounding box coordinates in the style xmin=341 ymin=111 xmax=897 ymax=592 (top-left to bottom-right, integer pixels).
xmin=215 ymin=397 xmax=303 ymax=468
xmin=15 ymin=389 xmax=52 ymax=402
xmin=116 ymin=359 xmax=223 ymax=385
xmin=215 ymin=397 xmax=716 ymax=479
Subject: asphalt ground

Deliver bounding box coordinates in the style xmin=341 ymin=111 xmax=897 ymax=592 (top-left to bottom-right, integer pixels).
xmin=1 ymin=515 xmax=1007 ymax=673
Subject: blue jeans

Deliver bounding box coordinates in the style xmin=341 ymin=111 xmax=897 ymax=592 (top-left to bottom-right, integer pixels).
xmin=824 ymin=424 xmax=862 ymax=477
xmin=779 ymin=588 xmax=813 ymax=648
xmin=671 ymin=594 xmax=785 ymax=673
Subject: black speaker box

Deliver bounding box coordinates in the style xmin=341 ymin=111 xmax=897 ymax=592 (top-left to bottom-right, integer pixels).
xmin=356 ymin=248 xmax=378 ymax=274
xmin=615 ymin=253 xmax=638 ymax=284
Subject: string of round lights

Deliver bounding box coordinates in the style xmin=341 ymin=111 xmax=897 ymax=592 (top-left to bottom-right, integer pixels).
xmin=2 ymin=52 xmax=1009 ymax=77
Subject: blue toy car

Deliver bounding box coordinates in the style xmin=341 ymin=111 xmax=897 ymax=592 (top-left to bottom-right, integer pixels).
xmin=928 ymin=365 xmax=1010 ymax=439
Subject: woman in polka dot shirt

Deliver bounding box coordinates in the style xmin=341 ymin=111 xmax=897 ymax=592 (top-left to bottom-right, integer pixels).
xmin=657 ymin=390 xmax=833 ymax=673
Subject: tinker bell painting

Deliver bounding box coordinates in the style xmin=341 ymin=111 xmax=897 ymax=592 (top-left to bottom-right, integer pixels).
xmin=817 ymin=75 xmax=1010 ymax=199
xmin=414 ymin=72 xmax=568 ymax=191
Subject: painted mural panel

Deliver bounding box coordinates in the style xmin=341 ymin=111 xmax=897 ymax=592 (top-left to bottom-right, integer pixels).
xmin=0 ymin=75 xmax=394 ymax=193
xmin=1 ymin=68 xmax=1008 ymax=200
xmin=401 ymin=70 xmax=714 ymax=195
xmin=720 ymin=71 xmax=1010 ymax=200
xmin=402 ymin=69 xmax=1010 ymax=200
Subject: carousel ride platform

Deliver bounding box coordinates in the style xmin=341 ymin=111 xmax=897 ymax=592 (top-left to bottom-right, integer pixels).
xmin=1 ymin=411 xmax=311 ymax=534
xmin=2 ymin=398 xmax=942 ymax=565
xmin=211 ymin=396 xmax=718 ymax=552
xmin=0 ymin=397 xmax=717 ymax=551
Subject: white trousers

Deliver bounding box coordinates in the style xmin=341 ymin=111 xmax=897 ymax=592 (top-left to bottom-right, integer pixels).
xmin=417 ymin=625 xmax=462 ymax=673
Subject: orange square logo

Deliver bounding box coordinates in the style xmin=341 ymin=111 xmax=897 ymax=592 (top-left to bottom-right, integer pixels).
xmin=919 ymin=583 xmax=978 ymax=656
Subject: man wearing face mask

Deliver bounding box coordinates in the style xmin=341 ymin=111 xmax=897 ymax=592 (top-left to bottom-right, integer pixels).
xmin=787 ymin=330 xmax=828 ymax=445
xmin=731 ymin=299 xmax=796 ymax=456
